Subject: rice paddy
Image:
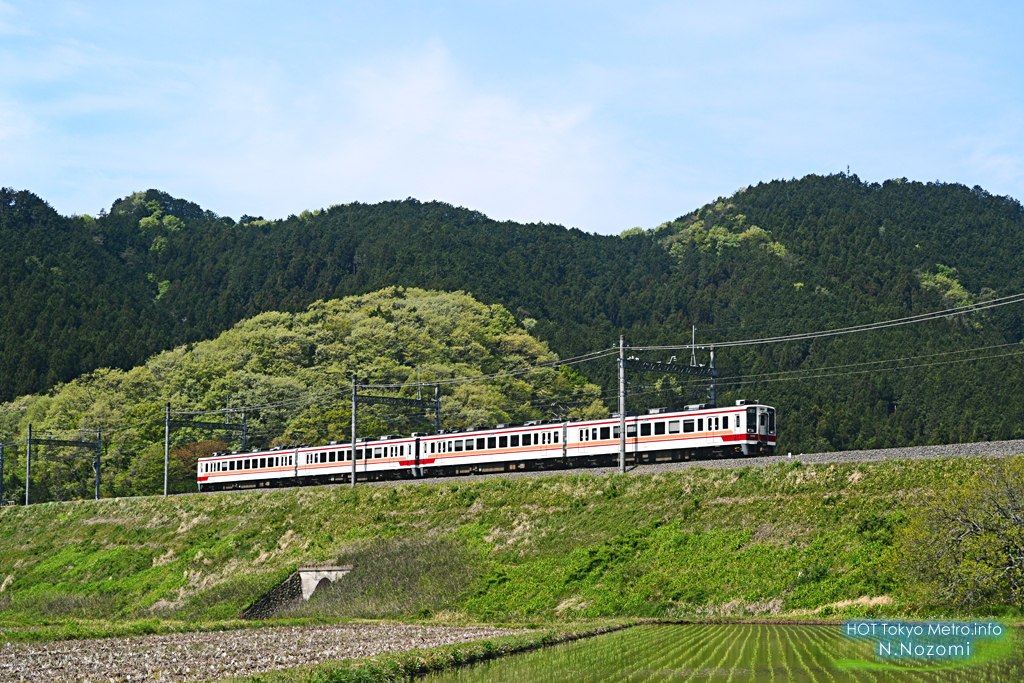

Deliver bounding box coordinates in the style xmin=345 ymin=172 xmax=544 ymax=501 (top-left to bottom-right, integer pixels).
xmin=424 ymin=624 xmax=1024 ymax=682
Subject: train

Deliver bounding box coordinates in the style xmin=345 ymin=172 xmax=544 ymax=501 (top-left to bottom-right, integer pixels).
xmin=196 ymin=400 xmax=777 ymax=491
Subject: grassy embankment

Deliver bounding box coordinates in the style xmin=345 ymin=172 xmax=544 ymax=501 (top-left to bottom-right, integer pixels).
xmin=0 ymin=456 xmax=1012 ymax=643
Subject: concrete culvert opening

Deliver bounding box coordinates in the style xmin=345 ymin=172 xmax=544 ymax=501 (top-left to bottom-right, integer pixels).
xmin=241 ymin=565 xmax=353 ymax=619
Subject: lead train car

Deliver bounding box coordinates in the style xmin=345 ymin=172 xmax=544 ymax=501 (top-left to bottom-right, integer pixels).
xmin=197 ymin=400 xmax=777 ymax=491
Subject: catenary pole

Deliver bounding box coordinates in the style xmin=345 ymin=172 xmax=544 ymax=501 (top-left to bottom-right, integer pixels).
xmin=164 ymin=403 xmax=170 ymax=496
xmin=25 ymin=424 xmax=31 ymax=505
xmin=95 ymin=429 xmax=101 ymax=500
xmin=350 ymin=376 xmax=357 ymax=488
xmin=619 ymin=336 xmax=626 ymax=474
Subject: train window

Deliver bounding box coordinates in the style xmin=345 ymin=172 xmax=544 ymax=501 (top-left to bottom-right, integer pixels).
xmin=613 ymin=425 xmax=620 ymax=438
xmin=454 ymin=440 xmax=463 ymax=452
xmin=476 ymin=438 xmax=485 ymax=449
xmin=579 ymin=429 xmax=586 ymax=441
xmin=669 ymin=420 xmax=681 ymax=434
xmin=600 ymin=427 xmax=610 ymax=440
xmin=746 ymin=408 xmax=756 ymax=432
xmin=499 ymin=435 xmax=508 ymax=448
xmin=627 ymin=424 xmax=636 ymax=437
xmin=683 ymin=419 xmax=694 ymax=433
xmin=510 ymin=435 xmax=519 ymax=447
xmin=245 ymin=459 xmax=251 ymax=469
xmin=697 ymin=419 xmax=704 ymax=431
xmin=655 ymin=422 xmax=665 ymax=435
xmin=641 ymin=423 xmax=651 ymax=437
xmin=374 ymin=447 xmax=382 ymax=458
xmin=259 ymin=458 xmax=266 ymax=468
xmin=229 ymin=461 xmax=235 ymax=471
xmin=760 ymin=414 xmax=767 ymax=426
xmin=430 ymin=442 xmax=435 ymax=454
xmin=723 ymin=416 xmax=729 ymax=429
xmin=554 ymin=431 xmax=559 ymax=443
xmin=328 ymin=451 xmax=335 ymax=463
xmin=592 ymin=428 xmax=598 ymax=440
xmin=465 ymin=439 xmax=474 ymax=451
xmin=288 ymin=455 xmax=293 ymax=465
xmin=768 ymin=409 xmax=775 ymax=433
xmin=488 ymin=436 xmax=496 ymax=448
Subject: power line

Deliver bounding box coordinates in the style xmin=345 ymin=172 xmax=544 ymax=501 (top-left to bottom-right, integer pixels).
xmin=720 ymin=341 xmax=1023 ymax=381
xmin=716 ymin=347 xmax=1024 ymax=387
xmin=633 ymin=292 xmax=1024 ymax=351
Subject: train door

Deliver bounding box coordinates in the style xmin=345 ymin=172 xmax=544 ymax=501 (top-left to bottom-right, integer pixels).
xmin=577 ymin=426 xmax=590 ymax=457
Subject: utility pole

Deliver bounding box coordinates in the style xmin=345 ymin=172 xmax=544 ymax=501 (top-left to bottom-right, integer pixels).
xmin=25 ymin=424 xmax=31 ymax=506
xmin=619 ymin=336 xmax=626 ymax=475
xmin=350 ymin=376 xmax=357 ymax=488
xmin=0 ymin=443 xmax=4 ymax=505
xmin=164 ymin=404 xmax=170 ymax=496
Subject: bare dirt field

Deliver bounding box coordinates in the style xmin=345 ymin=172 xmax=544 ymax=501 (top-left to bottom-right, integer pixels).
xmin=0 ymin=623 xmax=521 ymax=682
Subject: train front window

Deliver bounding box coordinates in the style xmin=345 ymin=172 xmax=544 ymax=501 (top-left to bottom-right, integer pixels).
xmin=746 ymin=408 xmax=756 ymax=432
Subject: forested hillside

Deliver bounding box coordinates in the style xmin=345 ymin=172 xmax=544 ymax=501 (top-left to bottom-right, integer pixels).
xmin=0 ymin=288 xmax=604 ymax=502
xmin=2 ymin=174 xmax=1024 ymax=481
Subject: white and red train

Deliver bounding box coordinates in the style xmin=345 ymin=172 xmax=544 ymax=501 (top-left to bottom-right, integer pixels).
xmin=196 ymin=400 xmax=776 ymax=491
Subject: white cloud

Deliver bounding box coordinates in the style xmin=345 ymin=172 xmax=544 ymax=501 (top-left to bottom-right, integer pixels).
xmin=141 ymin=44 xmax=621 ymax=229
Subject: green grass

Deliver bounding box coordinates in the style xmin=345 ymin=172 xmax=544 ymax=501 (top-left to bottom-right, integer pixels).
xmin=0 ymin=455 xmax=1015 ymax=638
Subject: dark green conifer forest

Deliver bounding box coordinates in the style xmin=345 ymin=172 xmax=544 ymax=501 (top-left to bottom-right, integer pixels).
xmin=2 ymin=174 xmax=1024 ymax=500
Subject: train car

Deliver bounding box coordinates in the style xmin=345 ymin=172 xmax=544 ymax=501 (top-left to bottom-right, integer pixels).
xmin=196 ymin=400 xmax=776 ymax=491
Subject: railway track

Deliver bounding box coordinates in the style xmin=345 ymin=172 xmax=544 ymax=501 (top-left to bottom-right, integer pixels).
xmin=196 ymin=438 xmax=1024 ymax=494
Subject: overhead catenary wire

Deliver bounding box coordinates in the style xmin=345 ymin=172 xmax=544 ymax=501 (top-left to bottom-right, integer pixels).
xmin=11 ymin=295 xmax=1024 ymax=446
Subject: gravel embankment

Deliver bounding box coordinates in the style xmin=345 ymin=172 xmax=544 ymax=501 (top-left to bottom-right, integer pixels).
xmin=357 ymin=439 xmax=1024 ymax=488
xmin=0 ymin=623 xmax=520 ymax=682
xmin=193 ymin=440 xmax=1024 ymax=495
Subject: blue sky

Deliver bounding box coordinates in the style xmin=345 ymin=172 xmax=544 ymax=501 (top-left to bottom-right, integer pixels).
xmin=1 ymin=2 xmax=1021 ymax=234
